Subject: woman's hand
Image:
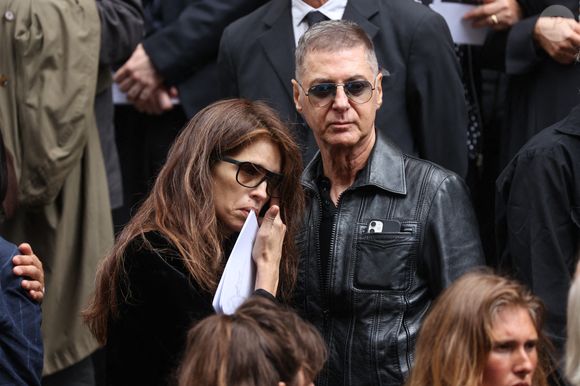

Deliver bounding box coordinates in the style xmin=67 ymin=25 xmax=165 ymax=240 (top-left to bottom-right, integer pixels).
xmin=463 ymin=0 xmax=522 ymax=30
xmin=252 ymin=205 xmax=286 ymax=296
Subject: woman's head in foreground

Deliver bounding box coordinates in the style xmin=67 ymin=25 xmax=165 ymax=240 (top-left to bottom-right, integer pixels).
xmin=407 ymin=270 xmax=550 ymax=386
xmin=177 ymin=296 xmax=327 ymax=386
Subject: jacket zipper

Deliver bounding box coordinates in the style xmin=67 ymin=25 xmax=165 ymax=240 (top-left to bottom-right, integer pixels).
xmin=322 ymin=190 xmax=345 ymax=319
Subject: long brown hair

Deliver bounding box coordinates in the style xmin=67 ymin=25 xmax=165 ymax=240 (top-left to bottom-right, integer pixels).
xmin=176 ymin=295 xmax=327 ymax=386
xmin=406 ymin=270 xmax=551 ymax=386
xmin=84 ymin=99 xmax=304 ymax=344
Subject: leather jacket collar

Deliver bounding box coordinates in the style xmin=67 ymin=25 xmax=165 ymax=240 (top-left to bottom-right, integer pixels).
xmin=301 ymin=129 xmax=407 ymax=195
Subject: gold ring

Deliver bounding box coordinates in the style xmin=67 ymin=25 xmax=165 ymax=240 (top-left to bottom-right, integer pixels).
xmin=490 ymin=14 xmax=499 ymax=25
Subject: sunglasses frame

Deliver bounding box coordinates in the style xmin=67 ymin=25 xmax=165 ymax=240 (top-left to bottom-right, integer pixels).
xmin=297 ymin=78 xmax=377 ymax=107
xmin=219 ymin=156 xmax=283 ymax=198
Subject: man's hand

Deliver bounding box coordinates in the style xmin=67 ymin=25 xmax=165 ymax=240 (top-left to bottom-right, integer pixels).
xmin=12 ymin=243 xmax=44 ymax=303
xmin=463 ymin=0 xmax=522 ymax=30
xmin=133 ymin=87 xmax=178 ymax=115
xmin=533 ymin=17 xmax=580 ymax=64
xmin=114 ymin=43 xmax=164 ymax=102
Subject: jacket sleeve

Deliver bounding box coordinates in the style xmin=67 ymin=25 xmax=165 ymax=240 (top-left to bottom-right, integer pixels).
xmin=12 ymin=0 xmax=100 ymax=206
xmin=0 ymin=243 xmax=43 ymax=386
xmin=406 ymin=11 xmax=468 ymax=177
xmin=217 ymin=23 xmax=241 ymax=98
xmin=482 ymin=0 xmax=578 ymax=74
xmin=96 ymin=0 xmax=144 ymax=66
xmin=419 ymin=174 xmax=485 ymax=296
xmin=142 ymin=0 xmax=267 ymax=86
xmin=504 ymin=15 xmax=544 ymax=74
xmin=495 ymin=147 xmax=577 ymax=355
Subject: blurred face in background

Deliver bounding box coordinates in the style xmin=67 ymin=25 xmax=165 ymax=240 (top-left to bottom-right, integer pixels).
xmin=482 ymin=306 xmax=538 ymax=386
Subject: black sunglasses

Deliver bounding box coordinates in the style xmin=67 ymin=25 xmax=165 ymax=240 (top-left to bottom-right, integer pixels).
xmin=219 ymin=156 xmax=283 ymax=198
xmin=298 ymin=79 xmax=376 ymax=107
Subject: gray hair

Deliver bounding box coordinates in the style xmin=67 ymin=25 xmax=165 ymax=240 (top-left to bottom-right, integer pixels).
xmin=295 ymin=20 xmax=379 ymax=81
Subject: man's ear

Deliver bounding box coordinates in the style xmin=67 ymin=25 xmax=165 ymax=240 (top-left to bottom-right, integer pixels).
xmin=375 ymin=72 xmax=383 ymax=108
xmin=292 ymin=79 xmax=303 ymax=112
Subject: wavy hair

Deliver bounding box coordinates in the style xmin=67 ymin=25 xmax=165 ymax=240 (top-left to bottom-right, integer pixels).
xmin=406 ymin=270 xmax=551 ymax=386
xmin=566 ymin=268 xmax=580 ymax=386
xmin=176 ymin=295 xmax=327 ymax=386
xmin=84 ymin=99 xmax=304 ymax=344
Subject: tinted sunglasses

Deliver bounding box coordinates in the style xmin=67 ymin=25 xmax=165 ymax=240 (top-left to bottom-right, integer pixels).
xmin=297 ymin=79 xmax=376 ymax=107
xmin=219 ymin=156 xmax=283 ymax=198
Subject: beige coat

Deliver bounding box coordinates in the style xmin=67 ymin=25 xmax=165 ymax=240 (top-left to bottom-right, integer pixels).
xmin=0 ymin=0 xmax=113 ymax=374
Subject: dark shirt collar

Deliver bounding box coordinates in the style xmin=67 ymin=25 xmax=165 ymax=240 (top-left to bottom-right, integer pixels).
xmin=556 ymin=104 xmax=580 ymax=137
xmin=302 ymin=129 xmax=407 ymax=195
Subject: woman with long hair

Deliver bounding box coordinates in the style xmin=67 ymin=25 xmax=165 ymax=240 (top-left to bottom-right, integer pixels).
xmin=406 ymin=270 xmax=552 ymax=386
xmin=177 ymin=295 xmax=327 ymax=386
xmin=84 ymin=99 xmax=304 ymax=385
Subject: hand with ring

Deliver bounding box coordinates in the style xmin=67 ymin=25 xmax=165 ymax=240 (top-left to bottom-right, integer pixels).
xmin=463 ymin=0 xmax=523 ymax=30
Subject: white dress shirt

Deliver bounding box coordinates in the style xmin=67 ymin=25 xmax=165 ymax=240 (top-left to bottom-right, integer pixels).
xmin=291 ymin=0 xmax=348 ymax=46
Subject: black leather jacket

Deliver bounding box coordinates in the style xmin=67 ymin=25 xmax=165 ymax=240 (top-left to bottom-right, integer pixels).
xmin=294 ymin=130 xmax=484 ymax=386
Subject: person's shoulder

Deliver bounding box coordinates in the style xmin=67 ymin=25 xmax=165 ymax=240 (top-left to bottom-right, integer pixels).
xmin=123 ymin=231 xmax=183 ymax=274
xmin=504 ymin=124 xmax=577 ymax=178
xmin=403 ymin=154 xmax=463 ymax=185
xmin=378 ymin=0 xmax=444 ymax=24
xmin=223 ymin=1 xmax=273 ymax=36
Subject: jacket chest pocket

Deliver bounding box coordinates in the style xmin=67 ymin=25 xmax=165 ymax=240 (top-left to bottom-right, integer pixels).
xmin=353 ymin=222 xmax=418 ymax=291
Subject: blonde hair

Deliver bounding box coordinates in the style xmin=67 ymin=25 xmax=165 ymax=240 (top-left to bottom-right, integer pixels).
xmin=566 ymin=273 xmax=580 ymax=386
xmin=406 ymin=270 xmax=550 ymax=386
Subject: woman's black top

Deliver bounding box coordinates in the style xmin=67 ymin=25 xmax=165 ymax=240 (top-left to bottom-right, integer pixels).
xmin=105 ymin=232 xmax=214 ymax=386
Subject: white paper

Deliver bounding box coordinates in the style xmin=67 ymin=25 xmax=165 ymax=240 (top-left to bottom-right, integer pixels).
xmin=429 ymin=0 xmax=489 ymax=45
xmin=212 ymin=211 xmax=259 ymax=314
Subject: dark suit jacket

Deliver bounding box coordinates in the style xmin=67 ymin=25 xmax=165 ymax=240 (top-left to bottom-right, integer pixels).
xmin=141 ymin=0 xmax=268 ymax=118
xmin=218 ymin=0 xmax=469 ymax=176
xmin=482 ymin=0 xmax=580 ymax=166
xmin=96 ymin=0 xmax=143 ymax=209
xmin=0 ymin=237 xmax=43 ymax=386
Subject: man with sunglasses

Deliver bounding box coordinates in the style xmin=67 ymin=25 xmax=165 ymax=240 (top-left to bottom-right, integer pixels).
xmin=290 ymin=21 xmax=484 ymax=386
xmin=218 ymin=0 xmax=469 ymax=177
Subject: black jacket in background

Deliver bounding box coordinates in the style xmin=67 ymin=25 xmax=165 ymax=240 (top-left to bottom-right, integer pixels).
xmin=218 ymin=0 xmax=469 ymax=175
xmin=481 ymin=0 xmax=580 ymax=166
xmin=96 ymin=0 xmax=144 ymax=209
xmin=496 ymin=104 xmax=580 ymax=360
xmin=140 ymin=0 xmax=268 ymax=118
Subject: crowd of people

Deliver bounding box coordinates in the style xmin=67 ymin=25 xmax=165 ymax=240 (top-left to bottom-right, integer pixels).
xmin=0 ymin=0 xmax=578 ymax=385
